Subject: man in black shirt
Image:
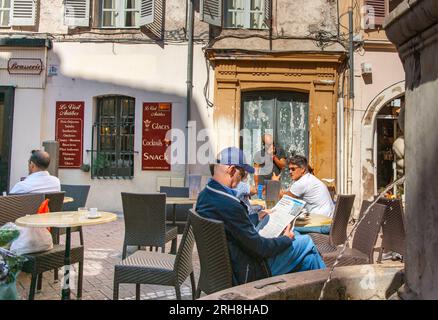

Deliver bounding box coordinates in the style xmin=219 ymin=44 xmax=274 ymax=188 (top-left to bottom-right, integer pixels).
xmin=253 ymin=134 xmax=287 ymax=186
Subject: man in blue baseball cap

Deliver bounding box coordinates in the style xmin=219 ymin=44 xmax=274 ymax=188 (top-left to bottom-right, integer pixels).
xmin=196 ymin=147 xmax=325 ymax=285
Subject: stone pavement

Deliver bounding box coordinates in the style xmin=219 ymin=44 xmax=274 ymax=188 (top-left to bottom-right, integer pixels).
xmin=15 ymin=217 xmax=402 ymax=300
xmin=16 ymin=216 xmax=200 ymax=300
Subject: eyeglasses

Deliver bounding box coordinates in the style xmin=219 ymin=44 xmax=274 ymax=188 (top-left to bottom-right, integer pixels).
xmin=289 ymin=166 xmax=301 ymax=172
xmin=234 ymin=166 xmax=246 ymax=179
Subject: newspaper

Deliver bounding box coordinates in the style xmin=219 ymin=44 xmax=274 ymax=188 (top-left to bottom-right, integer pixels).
xmin=257 ymin=195 xmax=306 ymax=238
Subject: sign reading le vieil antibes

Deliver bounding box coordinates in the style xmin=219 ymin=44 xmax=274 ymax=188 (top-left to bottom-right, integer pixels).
xmin=142 ymin=103 xmax=172 ymax=171
xmin=55 ymin=101 xmax=84 ymax=168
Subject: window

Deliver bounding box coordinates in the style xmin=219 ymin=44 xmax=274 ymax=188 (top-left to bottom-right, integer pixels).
xmin=102 ymin=0 xmax=140 ymax=28
xmin=224 ymin=0 xmax=267 ymax=29
xmin=0 ymin=0 xmax=10 ymax=26
xmin=92 ymin=96 xmax=135 ymax=179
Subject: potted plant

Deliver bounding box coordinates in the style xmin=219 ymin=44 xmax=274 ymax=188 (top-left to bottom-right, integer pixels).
xmin=0 ymin=224 xmax=26 ymax=300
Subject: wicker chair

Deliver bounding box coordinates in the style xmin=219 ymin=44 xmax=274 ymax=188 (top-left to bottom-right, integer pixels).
xmin=189 ymin=209 xmax=233 ymax=299
xmin=375 ymin=198 xmax=406 ymax=263
xmin=309 ymin=194 xmax=355 ymax=254
xmin=121 ymin=193 xmax=178 ymax=257
xmin=322 ymin=202 xmax=386 ymax=267
xmin=113 ymin=217 xmax=196 ymax=300
xmin=160 ymin=186 xmax=191 ymax=234
xmin=0 ymin=194 xmax=84 ymax=300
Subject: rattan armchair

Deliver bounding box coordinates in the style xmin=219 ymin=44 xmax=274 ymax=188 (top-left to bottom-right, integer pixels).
xmin=0 ymin=193 xmax=84 ymax=300
xmin=322 ymin=202 xmax=386 ymax=267
xmin=160 ymin=186 xmax=191 ymax=234
xmin=309 ymin=194 xmax=355 ymax=254
xmin=189 ymin=209 xmax=233 ymax=299
xmin=113 ymin=218 xmax=196 ymax=300
xmin=375 ymin=198 xmax=405 ymax=263
xmin=121 ymin=193 xmax=178 ymax=257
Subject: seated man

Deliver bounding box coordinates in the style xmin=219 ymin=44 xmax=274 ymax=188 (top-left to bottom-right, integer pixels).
xmin=284 ymin=155 xmax=334 ymax=218
xmin=10 ymin=149 xmax=61 ymax=194
xmin=196 ymin=147 xmax=325 ymax=285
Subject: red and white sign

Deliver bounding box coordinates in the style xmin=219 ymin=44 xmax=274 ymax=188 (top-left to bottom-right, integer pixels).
xmin=142 ymin=103 xmax=172 ymax=171
xmin=55 ymin=101 xmax=84 ymax=168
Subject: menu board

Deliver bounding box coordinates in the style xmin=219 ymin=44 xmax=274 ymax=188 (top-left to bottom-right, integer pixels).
xmin=55 ymin=101 xmax=84 ymax=168
xmin=142 ymin=102 xmax=172 ymax=170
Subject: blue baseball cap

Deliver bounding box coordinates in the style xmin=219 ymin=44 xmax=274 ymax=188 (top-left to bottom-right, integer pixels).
xmin=216 ymin=147 xmax=255 ymax=174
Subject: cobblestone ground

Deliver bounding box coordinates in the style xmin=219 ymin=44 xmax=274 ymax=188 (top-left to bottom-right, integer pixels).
xmin=15 ymin=218 xmax=402 ymax=300
xmin=16 ymin=216 xmax=200 ymax=300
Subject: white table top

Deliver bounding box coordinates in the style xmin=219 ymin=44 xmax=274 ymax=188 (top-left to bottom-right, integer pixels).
xmin=166 ymin=197 xmax=197 ymax=205
xmin=15 ymin=211 xmax=117 ymax=228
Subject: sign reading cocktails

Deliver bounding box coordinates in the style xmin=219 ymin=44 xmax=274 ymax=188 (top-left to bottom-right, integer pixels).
xmin=55 ymin=101 xmax=84 ymax=168
xmin=142 ymin=103 xmax=172 ymax=170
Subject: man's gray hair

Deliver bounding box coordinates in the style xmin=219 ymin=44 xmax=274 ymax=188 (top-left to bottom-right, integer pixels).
xmin=29 ymin=150 xmax=50 ymax=170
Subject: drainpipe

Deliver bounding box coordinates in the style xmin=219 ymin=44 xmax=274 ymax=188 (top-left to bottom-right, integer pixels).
xmin=346 ymin=6 xmax=354 ymax=194
xmin=185 ymin=0 xmax=194 ymax=186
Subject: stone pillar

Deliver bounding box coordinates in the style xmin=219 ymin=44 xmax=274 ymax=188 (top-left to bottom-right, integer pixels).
xmin=43 ymin=140 xmax=59 ymax=177
xmin=385 ymin=0 xmax=438 ymax=299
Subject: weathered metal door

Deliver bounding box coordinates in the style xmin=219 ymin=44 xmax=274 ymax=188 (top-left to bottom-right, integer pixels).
xmin=241 ymin=91 xmax=309 ymax=185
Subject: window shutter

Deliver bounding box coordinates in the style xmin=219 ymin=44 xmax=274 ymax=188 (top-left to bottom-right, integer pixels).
xmin=364 ymin=0 xmax=388 ymax=26
xmin=140 ymin=0 xmax=154 ymax=26
xmin=10 ymin=0 xmax=36 ymax=26
xmin=64 ymin=0 xmax=90 ymax=27
xmin=200 ymin=0 xmax=222 ymax=27
xmin=264 ymin=0 xmax=271 ymax=25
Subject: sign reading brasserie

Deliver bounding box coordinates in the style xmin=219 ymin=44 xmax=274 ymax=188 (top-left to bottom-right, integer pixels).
xmin=142 ymin=103 xmax=172 ymax=171
xmin=55 ymin=101 xmax=84 ymax=168
xmin=7 ymin=58 xmax=43 ymax=75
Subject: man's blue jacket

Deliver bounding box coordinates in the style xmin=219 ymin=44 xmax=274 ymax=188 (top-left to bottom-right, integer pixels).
xmin=195 ymin=179 xmax=292 ymax=285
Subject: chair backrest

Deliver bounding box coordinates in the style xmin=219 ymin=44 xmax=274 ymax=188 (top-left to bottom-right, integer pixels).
xmin=329 ymin=194 xmax=355 ymax=246
xmin=121 ymin=192 xmax=167 ymax=248
xmin=174 ymin=215 xmax=195 ymax=285
xmin=160 ymin=187 xmax=191 ymax=231
xmin=377 ymin=197 xmax=406 ymax=256
xmin=44 ymin=192 xmax=65 ymax=212
xmin=189 ymin=209 xmax=233 ymax=296
xmin=264 ymin=180 xmax=281 ymax=204
xmin=352 ymin=202 xmax=386 ymax=263
xmin=60 ymin=184 xmax=90 ymax=211
xmin=0 ymin=194 xmax=45 ymax=226
xmin=159 ymin=186 xmax=189 ymax=198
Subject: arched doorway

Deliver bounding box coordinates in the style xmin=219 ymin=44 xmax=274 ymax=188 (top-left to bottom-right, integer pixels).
xmin=359 ymin=81 xmax=405 ymax=209
xmin=375 ymin=96 xmax=405 ymax=197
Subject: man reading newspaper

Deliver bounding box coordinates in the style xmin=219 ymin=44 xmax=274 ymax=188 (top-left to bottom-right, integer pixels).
xmin=196 ymin=147 xmax=325 ymax=285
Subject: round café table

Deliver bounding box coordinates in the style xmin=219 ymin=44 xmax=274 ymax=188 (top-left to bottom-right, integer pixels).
xmin=15 ymin=211 xmax=117 ymax=300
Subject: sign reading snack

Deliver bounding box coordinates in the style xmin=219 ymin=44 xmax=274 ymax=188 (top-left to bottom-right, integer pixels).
xmin=55 ymin=101 xmax=84 ymax=168
xmin=8 ymin=58 xmax=43 ymax=75
xmin=142 ymin=103 xmax=172 ymax=170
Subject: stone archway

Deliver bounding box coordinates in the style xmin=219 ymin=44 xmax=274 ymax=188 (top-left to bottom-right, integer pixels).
xmin=359 ymin=81 xmax=405 ymax=206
